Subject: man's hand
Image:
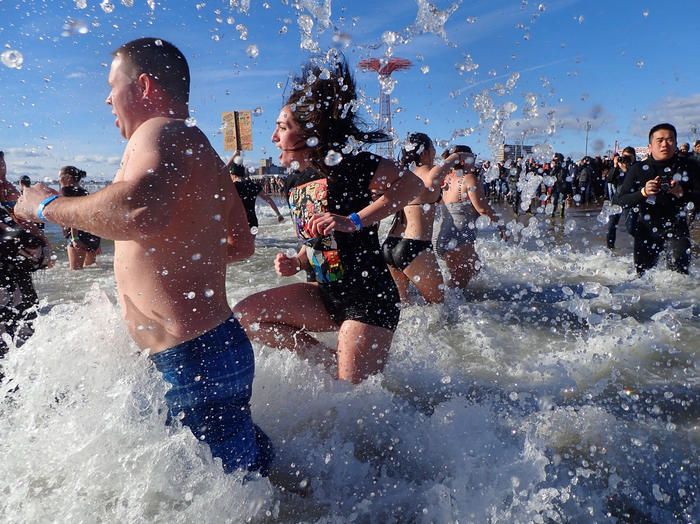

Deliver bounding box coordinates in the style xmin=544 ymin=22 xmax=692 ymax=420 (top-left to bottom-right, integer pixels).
xmin=668 ymin=179 xmax=684 ymax=199
xmin=643 ymin=176 xmax=661 ymax=197
xmin=14 ymin=183 xmax=59 ymax=222
xmin=275 ymin=252 xmax=302 ymax=277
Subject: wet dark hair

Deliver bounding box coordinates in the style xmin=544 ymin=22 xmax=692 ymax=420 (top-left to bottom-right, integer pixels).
xmin=0 ymin=151 xmax=4 ymax=159
xmin=285 ymin=54 xmax=389 ymax=172
xmin=400 ymin=133 xmax=432 ymax=167
xmin=648 ymin=123 xmax=677 ymax=143
xmin=20 ymin=175 xmax=31 ymax=187
xmin=228 ymin=162 xmax=247 ymax=178
xmin=440 ymin=144 xmax=473 ymax=159
xmin=113 ymin=38 xmax=190 ymax=104
xmin=60 ymin=165 xmax=87 ymax=183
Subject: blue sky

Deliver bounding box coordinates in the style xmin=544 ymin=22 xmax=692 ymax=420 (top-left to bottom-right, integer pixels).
xmin=2 ymin=0 xmax=700 ymax=181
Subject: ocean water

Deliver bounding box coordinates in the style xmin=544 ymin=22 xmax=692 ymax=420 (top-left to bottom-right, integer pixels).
xmin=1 ymin=204 xmax=698 ymax=523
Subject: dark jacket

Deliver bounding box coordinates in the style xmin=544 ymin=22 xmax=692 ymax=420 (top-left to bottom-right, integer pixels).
xmin=615 ymin=154 xmax=700 ymax=231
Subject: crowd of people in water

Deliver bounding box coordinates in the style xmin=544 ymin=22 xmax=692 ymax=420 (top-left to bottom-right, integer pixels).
xmin=2 ymin=38 xmax=699 ymax=487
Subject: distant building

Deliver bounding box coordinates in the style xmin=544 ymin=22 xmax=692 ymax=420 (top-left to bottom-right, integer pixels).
xmin=497 ymin=143 xmax=533 ymax=162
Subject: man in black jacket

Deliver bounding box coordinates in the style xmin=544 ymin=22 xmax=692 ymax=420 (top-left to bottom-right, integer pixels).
xmin=615 ymin=123 xmax=700 ymax=275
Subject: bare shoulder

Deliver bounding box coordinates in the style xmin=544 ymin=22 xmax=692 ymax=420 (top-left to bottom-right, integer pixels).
xmin=369 ymin=157 xmax=401 ymax=191
xmin=122 ymin=118 xmax=218 ymax=183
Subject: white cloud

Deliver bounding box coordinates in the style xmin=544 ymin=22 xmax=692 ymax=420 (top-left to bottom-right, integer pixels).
xmin=631 ymin=93 xmax=700 ymax=140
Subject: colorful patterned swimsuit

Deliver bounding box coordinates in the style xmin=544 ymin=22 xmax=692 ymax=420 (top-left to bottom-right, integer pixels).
xmin=285 ymin=152 xmax=400 ymax=331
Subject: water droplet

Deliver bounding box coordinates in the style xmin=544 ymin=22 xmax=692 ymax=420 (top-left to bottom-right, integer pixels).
xmin=509 ymin=391 xmax=519 ymax=401
xmin=184 ymin=148 xmax=193 ymax=156
xmin=212 ymin=214 xmax=222 ymax=221
xmin=382 ymin=31 xmax=398 ymax=46
xmin=161 ymin=269 xmax=169 ymax=276
xmin=466 ymin=16 xmax=477 ymax=24
xmin=361 ymin=270 xmax=369 ymax=277
xmin=635 ymin=60 xmax=645 ymax=69
xmin=324 ymin=150 xmax=343 ymax=166
xmin=191 ymin=253 xmax=202 ymax=261
xmin=250 ymin=226 xmax=259 ymax=235
xmin=306 ymin=136 xmax=319 ymax=147
xmin=1 ymin=50 xmax=24 ymax=69
xmin=642 ymin=164 xmax=650 ymax=171
xmin=422 ymin=203 xmax=431 ymax=212
xmin=642 ymin=9 xmax=649 ymax=17
xmin=204 ymin=289 xmax=215 ymax=298
xmin=250 ymin=322 xmax=260 ymax=332
xmin=154 ymin=39 xmax=163 ymax=46
xmin=184 ymin=492 xmax=193 ymax=502
xmin=185 ymin=116 xmax=197 ymax=127
xmin=62 ymin=19 xmax=90 ymax=37
xmin=194 ymin=375 xmax=201 ymax=382
xmin=185 ymin=291 xmax=196 ymax=299
xmin=75 ymin=0 xmax=88 ymax=8
xmin=420 ymin=65 xmax=430 ymax=74
xmin=252 ymin=107 xmax=263 ymax=116
xmin=412 ymin=275 xmax=421 ymax=282
xmin=121 ymin=0 xmax=134 ymax=6
xmin=440 ymin=375 xmax=452 ymax=384
xmin=100 ymin=0 xmax=115 ymax=13
xmin=289 ymin=160 xmax=300 ymax=171
xmin=284 ymin=248 xmax=297 ymax=258
xmin=246 ymin=45 xmax=259 ymax=58
xmin=319 ymin=68 xmax=331 ymax=80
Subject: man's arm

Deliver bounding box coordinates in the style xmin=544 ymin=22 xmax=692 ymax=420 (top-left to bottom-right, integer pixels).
xmin=15 ymin=120 xmax=191 ymax=240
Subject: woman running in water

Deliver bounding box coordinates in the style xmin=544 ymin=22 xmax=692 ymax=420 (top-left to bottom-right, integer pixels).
xmin=434 ymin=146 xmax=503 ymax=290
xmin=234 ymin=55 xmax=422 ymax=383
xmin=381 ymin=133 xmax=468 ymax=303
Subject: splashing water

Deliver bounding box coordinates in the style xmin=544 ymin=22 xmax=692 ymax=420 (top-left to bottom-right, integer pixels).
xmin=1 ymin=49 xmax=24 ymax=69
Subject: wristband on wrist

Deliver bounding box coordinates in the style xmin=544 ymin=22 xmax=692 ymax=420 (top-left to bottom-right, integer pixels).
xmin=348 ymin=212 xmax=363 ymax=231
xmin=37 ymin=195 xmax=60 ymax=222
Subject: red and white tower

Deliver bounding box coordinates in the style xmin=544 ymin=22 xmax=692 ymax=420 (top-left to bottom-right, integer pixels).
xmin=359 ymin=57 xmax=412 ymax=159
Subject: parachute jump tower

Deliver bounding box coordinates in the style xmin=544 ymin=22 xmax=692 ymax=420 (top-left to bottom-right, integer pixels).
xmin=359 ymin=57 xmax=412 ymax=159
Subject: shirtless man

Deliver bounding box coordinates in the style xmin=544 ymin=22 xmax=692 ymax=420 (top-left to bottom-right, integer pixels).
xmin=14 ymin=38 xmax=272 ymax=477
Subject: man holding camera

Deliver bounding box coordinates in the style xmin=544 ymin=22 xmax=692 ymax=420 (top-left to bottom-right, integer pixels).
xmin=616 ymin=123 xmax=700 ymax=275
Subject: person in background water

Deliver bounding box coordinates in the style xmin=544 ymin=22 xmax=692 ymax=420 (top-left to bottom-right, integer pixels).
xmin=14 ymin=38 xmax=274 ymax=479
xmin=226 ymin=156 xmax=285 ymax=232
xmin=605 ymin=147 xmax=635 ymax=250
xmin=616 ymin=123 xmax=700 ymax=275
xmin=234 ymin=55 xmax=423 ymax=384
xmin=0 ymin=203 xmax=48 ymax=367
xmin=434 ymin=145 xmax=504 ymax=290
xmin=381 ymin=132 xmax=467 ymax=304
xmin=0 ymin=151 xmax=21 ymax=210
xmin=58 ymin=166 xmax=102 ymax=270
xmin=19 ymin=175 xmax=31 ymax=191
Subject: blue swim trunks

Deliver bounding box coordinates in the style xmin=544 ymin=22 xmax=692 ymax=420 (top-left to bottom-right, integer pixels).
xmin=150 ymin=316 xmax=273 ymax=476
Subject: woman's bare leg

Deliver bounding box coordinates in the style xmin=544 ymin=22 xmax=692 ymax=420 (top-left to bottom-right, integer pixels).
xmin=444 ymin=243 xmax=479 ymax=289
xmin=387 ymin=265 xmax=411 ymax=303
xmin=403 ymin=249 xmax=445 ymax=303
xmin=67 ymin=245 xmax=86 ymax=270
xmin=233 ymin=282 xmax=338 ymax=355
xmin=336 ymin=320 xmax=393 ymax=383
xmin=83 ymin=250 xmax=97 ymax=268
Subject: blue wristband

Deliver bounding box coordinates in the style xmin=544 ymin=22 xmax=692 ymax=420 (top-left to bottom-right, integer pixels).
xmin=37 ymin=194 xmax=60 ymax=222
xmin=348 ymin=212 xmax=363 ymax=231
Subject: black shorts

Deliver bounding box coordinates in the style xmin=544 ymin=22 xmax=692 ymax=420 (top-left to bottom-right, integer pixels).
xmin=382 ymin=236 xmax=433 ymax=271
xmin=318 ymin=274 xmax=400 ymax=331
